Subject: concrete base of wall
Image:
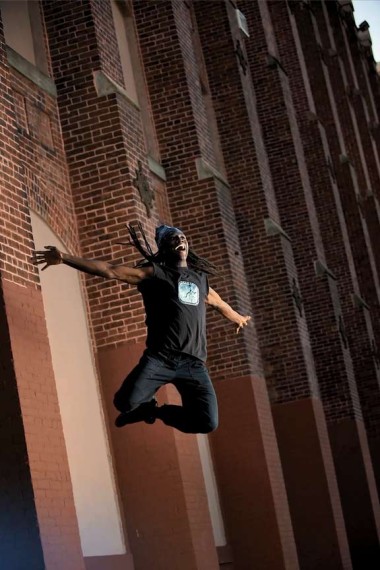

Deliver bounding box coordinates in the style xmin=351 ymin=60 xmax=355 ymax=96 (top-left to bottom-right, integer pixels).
xmin=211 ymin=374 xmax=299 ymax=570
xmin=331 ymin=421 xmax=380 ymax=568
xmin=84 ymin=553 xmax=135 ymax=570
xmin=368 ymin=435 xmax=380 ymax=503
xmin=272 ymin=397 xmax=352 ymax=570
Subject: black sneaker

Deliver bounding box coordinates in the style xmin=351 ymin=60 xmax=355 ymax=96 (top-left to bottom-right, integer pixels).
xmin=115 ymin=398 xmax=157 ymax=428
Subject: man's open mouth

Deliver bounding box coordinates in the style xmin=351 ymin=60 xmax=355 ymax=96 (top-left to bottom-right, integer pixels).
xmin=175 ymin=244 xmax=186 ymax=251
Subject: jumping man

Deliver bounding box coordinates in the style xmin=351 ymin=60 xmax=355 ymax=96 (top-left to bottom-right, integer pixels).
xmin=32 ymin=223 xmax=251 ymax=434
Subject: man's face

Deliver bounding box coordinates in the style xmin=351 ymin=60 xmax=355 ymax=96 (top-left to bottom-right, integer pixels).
xmin=162 ymin=230 xmax=189 ymax=261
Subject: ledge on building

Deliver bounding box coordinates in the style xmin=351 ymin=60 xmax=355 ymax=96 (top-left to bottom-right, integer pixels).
xmin=148 ymin=156 xmax=166 ymax=182
xmin=339 ymin=153 xmax=351 ymax=165
xmin=352 ymin=292 xmax=370 ymax=310
xmin=93 ymin=70 xmax=140 ymax=111
xmin=6 ymin=46 xmax=57 ymax=97
xmin=264 ymin=218 xmax=291 ymax=242
xmin=305 ymin=111 xmax=319 ymax=123
xmin=314 ymin=260 xmax=337 ymax=280
xmin=266 ymin=53 xmax=287 ymax=76
xmin=195 ymin=157 xmax=229 ymax=187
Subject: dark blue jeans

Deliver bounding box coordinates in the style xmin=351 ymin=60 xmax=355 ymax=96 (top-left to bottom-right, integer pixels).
xmin=113 ymin=350 xmax=218 ymax=434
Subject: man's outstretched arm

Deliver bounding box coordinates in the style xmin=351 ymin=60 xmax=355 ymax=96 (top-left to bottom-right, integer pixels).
xmin=31 ymin=245 xmax=152 ymax=285
xmin=205 ymin=287 xmax=251 ymax=333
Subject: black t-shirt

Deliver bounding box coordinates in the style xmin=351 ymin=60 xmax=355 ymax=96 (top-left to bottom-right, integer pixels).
xmin=137 ymin=263 xmax=209 ymax=362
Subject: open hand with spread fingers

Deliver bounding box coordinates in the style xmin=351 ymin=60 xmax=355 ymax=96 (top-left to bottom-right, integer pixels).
xmin=236 ymin=315 xmax=251 ymax=334
xmin=31 ymin=245 xmax=63 ymax=271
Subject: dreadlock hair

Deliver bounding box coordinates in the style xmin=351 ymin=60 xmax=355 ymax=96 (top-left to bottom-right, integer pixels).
xmin=117 ymin=222 xmax=217 ymax=275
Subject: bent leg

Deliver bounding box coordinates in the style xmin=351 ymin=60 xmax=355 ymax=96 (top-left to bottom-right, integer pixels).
xmin=113 ymin=352 xmax=171 ymax=421
xmin=156 ymin=360 xmax=218 ymax=434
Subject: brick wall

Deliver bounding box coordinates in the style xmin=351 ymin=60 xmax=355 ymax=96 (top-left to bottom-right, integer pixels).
xmin=321 ymin=2 xmax=380 ymax=321
xmin=269 ymin=0 xmax=359 ymax=419
xmin=134 ymin=0 xmax=260 ymax=379
xmin=43 ymin=0 xmax=152 ymax=350
xmin=270 ymin=1 xmax=380 ymax=564
xmin=340 ymin=11 xmax=380 ymax=282
xmin=2 ymin=0 xmax=380 ymax=567
xmin=281 ymin=1 xmax=380 ymax=447
xmin=43 ymin=1 xmax=221 ymax=568
xmin=134 ymin=1 xmax=301 ymax=568
xmin=207 ymin=0 xmax=351 ymax=566
xmin=311 ymin=2 xmax=380 ymax=472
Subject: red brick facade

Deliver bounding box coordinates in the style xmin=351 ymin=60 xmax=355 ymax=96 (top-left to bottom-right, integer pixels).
xmin=0 ymin=1 xmax=379 ymax=568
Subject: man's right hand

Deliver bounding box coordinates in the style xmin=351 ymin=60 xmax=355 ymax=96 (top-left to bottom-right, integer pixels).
xmin=31 ymin=245 xmax=63 ymax=271
xmin=31 ymin=246 xmax=152 ymax=284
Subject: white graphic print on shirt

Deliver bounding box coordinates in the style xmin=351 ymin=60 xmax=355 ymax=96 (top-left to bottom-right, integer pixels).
xmin=178 ymin=281 xmax=199 ymax=306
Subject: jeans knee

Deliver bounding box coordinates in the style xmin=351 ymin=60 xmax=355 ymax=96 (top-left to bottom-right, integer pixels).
xmin=198 ymin=417 xmax=218 ymax=434
xmin=113 ymin=391 xmax=135 ymax=413
xmin=114 ymin=390 xmax=149 ymax=414
xmin=113 ymin=392 xmax=125 ymax=412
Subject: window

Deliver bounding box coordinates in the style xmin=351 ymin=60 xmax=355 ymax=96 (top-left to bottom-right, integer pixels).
xmin=0 ymin=0 xmax=48 ymax=72
xmin=190 ymin=4 xmax=226 ymax=177
xmin=110 ymin=0 xmax=160 ymax=159
xmin=111 ymin=0 xmax=138 ymax=103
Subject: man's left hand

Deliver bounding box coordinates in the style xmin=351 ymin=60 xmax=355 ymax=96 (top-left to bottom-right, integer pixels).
xmin=236 ymin=315 xmax=251 ymax=334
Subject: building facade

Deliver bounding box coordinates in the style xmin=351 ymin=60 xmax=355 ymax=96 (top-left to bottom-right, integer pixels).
xmin=0 ymin=1 xmax=380 ymax=569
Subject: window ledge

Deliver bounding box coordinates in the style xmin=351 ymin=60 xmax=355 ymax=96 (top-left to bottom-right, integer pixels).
xmin=314 ymin=260 xmax=337 ymax=280
xmin=93 ymin=70 xmax=140 ymax=110
xmin=148 ymin=156 xmax=166 ymax=181
xmin=6 ymin=46 xmax=56 ymax=97
xmin=195 ymin=157 xmax=229 ymax=187
xmin=264 ymin=218 xmax=291 ymax=242
xmin=352 ymin=292 xmax=370 ymax=310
